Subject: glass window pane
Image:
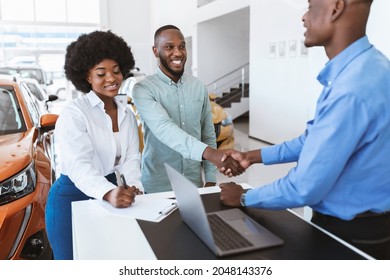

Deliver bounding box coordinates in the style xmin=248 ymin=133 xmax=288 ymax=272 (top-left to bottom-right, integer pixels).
xmin=0 ymin=87 xmax=24 ymax=133
xmin=20 ymin=84 xmax=40 ymax=126
xmin=26 ymin=82 xmax=45 ymax=101
xmin=67 ymin=0 xmax=100 ymax=23
xmin=35 ymin=0 xmax=66 ymax=22
xmin=1 ymin=0 xmax=35 ymax=21
xmin=1 ymin=25 xmax=38 ymax=51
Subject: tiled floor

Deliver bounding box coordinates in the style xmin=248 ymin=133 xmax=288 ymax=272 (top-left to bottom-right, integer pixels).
xmin=217 ymin=115 xmax=306 ymax=218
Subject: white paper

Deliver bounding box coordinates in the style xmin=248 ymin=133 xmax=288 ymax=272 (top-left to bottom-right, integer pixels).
xmin=90 ymin=195 xmax=178 ymax=222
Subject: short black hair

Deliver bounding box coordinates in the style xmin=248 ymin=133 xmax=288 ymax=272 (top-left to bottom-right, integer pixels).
xmin=64 ymin=30 xmax=135 ymax=93
xmin=154 ymin=25 xmax=181 ymax=46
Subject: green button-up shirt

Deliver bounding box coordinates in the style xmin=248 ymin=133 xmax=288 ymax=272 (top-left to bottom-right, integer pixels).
xmin=132 ymin=68 xmax=217 ymax=193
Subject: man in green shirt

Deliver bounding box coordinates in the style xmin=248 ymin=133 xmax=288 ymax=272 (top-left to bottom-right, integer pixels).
xmin=133 ymin=25 xmax=242 ymax=193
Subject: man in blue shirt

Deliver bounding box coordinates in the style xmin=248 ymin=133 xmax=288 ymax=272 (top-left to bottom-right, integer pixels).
xmin=133 ymin=25 xmax=243 ymax=193
xmin=220 ymin=0 xmax=390 ymax=259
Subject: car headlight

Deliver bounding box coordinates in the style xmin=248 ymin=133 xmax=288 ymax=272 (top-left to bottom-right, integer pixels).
xmin=221 ymin=115 xmax=233 ymax=126
xmin=0 ymin=165 xmax=36 ymax=206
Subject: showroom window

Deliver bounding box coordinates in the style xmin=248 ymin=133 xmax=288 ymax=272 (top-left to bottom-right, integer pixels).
xmin=0 ymin=0 xmax=101 ymax=67
xmin=0 ymin=0 xmax=99 ymax=23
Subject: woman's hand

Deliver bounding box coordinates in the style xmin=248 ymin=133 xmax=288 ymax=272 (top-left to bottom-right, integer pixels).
xmin=103 ymin=186 xmax=142 ymax=208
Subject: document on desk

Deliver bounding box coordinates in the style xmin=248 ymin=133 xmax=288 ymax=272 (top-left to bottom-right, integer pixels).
xmin=91 ymin=195 xmax=178 ymax=222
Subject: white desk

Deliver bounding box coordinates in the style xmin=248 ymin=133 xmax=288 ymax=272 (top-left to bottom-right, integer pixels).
xmin=72 ymin=185 xmax=372 ymax=260
xmin=72 ymin=199 xmax=157 ymax=260
xmin=71 ymin=186 xmax=243 ymax=260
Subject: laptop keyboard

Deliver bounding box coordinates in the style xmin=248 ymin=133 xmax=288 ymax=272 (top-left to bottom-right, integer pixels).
xmin=208 ymin=213 xmax=253 ymax=251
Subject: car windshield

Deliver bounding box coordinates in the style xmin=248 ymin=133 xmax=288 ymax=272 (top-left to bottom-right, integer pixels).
xmin=0 ymin=86 xmax=26 ymax=135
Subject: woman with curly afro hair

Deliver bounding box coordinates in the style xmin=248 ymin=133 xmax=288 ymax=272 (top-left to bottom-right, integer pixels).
xmin=45 ymin=30 xmax=144 ymax=259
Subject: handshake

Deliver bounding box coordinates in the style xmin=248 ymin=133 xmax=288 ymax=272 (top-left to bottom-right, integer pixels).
xmin=204 ymin=147 xmax=260 ymax=177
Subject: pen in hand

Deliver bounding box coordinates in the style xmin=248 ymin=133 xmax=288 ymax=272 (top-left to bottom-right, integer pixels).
xmin=120 ymin=174 xmax=127 ymax=189
xmin=115 ymin=170 xmax=143 ymax=194
xmin=115 ymin=170 xmax=125 ymax=188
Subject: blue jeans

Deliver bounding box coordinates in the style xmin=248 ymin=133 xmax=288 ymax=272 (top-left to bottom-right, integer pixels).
xmin=45 ymin=173 xmax=116 ymax=260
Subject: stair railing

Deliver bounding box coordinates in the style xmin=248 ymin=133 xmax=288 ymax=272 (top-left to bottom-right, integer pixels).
xmin=206 ymin=62 xmax=249 ymax=98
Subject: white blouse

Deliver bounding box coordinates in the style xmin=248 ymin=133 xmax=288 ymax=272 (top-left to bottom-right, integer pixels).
xmin=54 ymin=91 xmax=143 ymax=199
xmin=113 ymin=132 xmax=121 ymax=166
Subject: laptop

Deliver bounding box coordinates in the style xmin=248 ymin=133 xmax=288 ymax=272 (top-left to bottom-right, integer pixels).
xmin=164 ymin=163 xmax=284 ymax=257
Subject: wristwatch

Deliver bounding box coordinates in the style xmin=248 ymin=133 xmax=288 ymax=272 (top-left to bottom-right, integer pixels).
xmin=240 ymin=193 xmax=246 ymax=207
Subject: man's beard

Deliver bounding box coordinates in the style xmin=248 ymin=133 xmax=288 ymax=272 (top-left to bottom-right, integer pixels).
xmin=159 ymin=54 xmax=185 ymax=79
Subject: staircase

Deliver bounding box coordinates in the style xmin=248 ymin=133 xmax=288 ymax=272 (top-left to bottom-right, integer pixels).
xmin=214 ymin=83 xmax=249 ymax=120
xmin=207 ymin=63 xmax=249 ymax=120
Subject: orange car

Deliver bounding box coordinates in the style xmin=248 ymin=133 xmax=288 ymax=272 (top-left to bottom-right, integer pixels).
xmin=0 ymin=75 xmax=58 ymax=260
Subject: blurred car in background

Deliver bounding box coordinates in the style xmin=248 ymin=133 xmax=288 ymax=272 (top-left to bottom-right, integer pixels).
xmin=0 ymin=65 xmax=53 ymax=94
xmin=46 ymin=70 xmax=66 ymax=98
xmin=46 ymin=70 xmax=80 ymax=100
xmin=0 ymin=75 xmax=58 ymax=260
xmin=119 ymin=70 xmax=234 ymax=151
xmin=24 ymin=78 xmax=59 ymax=113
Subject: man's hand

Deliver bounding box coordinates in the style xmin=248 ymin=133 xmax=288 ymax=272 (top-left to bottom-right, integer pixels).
xmin=219 ymin=182 xmax=245 ymax=207
xmin=202 ymin=147 xmax=245 ymax=176
xmin=220 ymin=149 xmax=261 ymax=177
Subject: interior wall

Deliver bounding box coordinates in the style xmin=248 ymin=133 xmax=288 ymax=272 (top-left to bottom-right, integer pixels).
xmin=106 ymin=0 xmax=197 ymax=75
xmin=197 ymin=7 xmax=249 ymax=86
xmin=104 ymin=0 xmax=390 ymax=145
xmin=249 ymin=0 xmax=390 ymax=145
xmin=149 ymin=0 xmax=197 ymax=39
xmin=104 ymin=0 xmax=154 ymax=75
xmin=196 ymin=0 xmax=250 ymax=23
xmin=249 ymin=0 xmax=323 ymax=144
xmin=367 ymin=0 xmax=390 ymax=58
xmin=105 ymin=0 xmax=250 ymax=79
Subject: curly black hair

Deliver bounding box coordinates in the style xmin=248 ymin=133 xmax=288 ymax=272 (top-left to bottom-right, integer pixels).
xmin=64 ymin=30 xmax=135 ymax=93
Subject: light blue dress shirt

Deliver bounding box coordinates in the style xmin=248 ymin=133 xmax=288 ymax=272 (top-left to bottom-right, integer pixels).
xmin=246 ymin=36 xmax=390 ymax=220
xmin=132 ymin=68 xmax=217 ymax=193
